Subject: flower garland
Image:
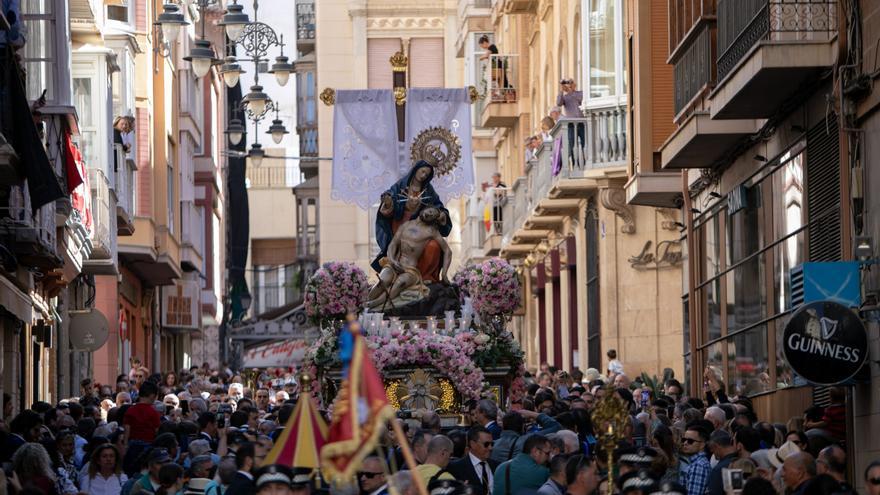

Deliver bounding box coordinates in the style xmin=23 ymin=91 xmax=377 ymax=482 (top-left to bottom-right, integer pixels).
xmin=303 ymin=262 xmax=369 ymax=326
xmin=301 ymin=328 xmax=527 ymax=403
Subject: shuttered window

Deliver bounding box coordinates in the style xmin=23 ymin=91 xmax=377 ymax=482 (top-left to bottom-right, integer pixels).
xmin=805 ymin=114 xmax=841 ymax=261
xmin=410 ymin=37 xmax=444 ymax=88
xmin=368 ymin=38 xmax=401 ymax=89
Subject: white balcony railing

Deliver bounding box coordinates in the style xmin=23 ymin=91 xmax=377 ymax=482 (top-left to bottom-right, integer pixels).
xmin=88 ymin=168 xmax=115 ymax=259
xmin=114 ymin=144 xmax=135 ymax=221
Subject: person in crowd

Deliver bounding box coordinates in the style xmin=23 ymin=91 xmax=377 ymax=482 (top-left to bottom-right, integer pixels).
xmin=804 ymin=387 xmax=846 ymax=443
xmin=415 ymin=435 xmax=455 ymax=486
xmin=680 ymin=424 xmax=711 ymax=495
xmin=80 ymin=444 xmax=127 ymax=495
xmin=706 ymin=430 xmax=738 ymax=495
xmin=537 ymin=452 xmax=568 ymax=495
xmin=564 ymin=455 xmax=600 ymax=495
xmin=816 ymin=444 xmax=857 ymax=494
xmin=129 ymin=447 xmax=173 ymax=495
xmin=493 ymin=435 xmax=551 ymax=495
xmin=473 ymin=400 xmax=501 ymax=440
xmin=391 ymin=470 xmax=417 ymax=495
xmin=448 ymin=426 xmax=498 ymax=494
xmin=12 ymin=442 xmax=59 ymax=494
xmin=865 ymin=460 xmax=880 ymax=495
xmin=123 ymin=380 xmax=161 ymax=476
xmin=412 ymin=429 xmax=434 ymax=465
xmin=156 ymin=463 xmax=184 ymax=495
xmin=358 ymin=456 xmax=389 ymax=495
xmin=781 ymin=452 xmax=816 ymax=495
xmin=226 ymin=441 xmax=258 ymax=495
xmin=204 ymin=457 xmax=238 ymax=495
xmin=183 ymin=455 xmax=215 ymax=495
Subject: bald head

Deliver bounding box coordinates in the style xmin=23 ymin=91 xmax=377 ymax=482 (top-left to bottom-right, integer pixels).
xmin=818 ymin=445 xmax=847 ymax=480
xmin=426 ymin=435 xmax=453 ymax=468
xmin=782 ymin=452 xmax=816 ymax=490
xmin=705 ymin=406 xmax=726 ymax=430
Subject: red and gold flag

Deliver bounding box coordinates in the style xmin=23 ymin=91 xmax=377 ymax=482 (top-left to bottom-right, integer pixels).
xmin=262 ymin=383 xmax=328 ymax=468
xmin=319 ymin=321 xmax=394 ymax=480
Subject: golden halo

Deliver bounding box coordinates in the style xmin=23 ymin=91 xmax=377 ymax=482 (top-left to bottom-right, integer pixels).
xmin=410 ymin=126 xmax=462 ymax=177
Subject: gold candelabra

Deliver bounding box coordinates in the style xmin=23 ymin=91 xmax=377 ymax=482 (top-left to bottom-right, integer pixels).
xmin=591 ymin=387 xmax=630 ymax=478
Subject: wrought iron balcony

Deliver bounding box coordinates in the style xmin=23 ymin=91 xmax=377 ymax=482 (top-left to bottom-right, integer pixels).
xmin=712 ymin=0 xmax=837 ymax=118
xmin=1 ymin=182 xmax=60 ymax=270
xmin=250 ymin=260 xmax=316 ymax=316
xmin=673 ymin=23 xmax=716 ymax=117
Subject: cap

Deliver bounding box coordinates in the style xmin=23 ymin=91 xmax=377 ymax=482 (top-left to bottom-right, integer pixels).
xmin=291 ymin=467 xmax=313 ymax=487
xmin=649 ymin=481 xmax=686 ymax=495
xmin=617 ymin=446 xmax=658 ymax=467
xmin=620 ymin=470 xmax=657 ymax=494
xmin=255 ymin=464 xmax=295 ymax=489
xmin=147 ymin=448 xmax=172 ymax=464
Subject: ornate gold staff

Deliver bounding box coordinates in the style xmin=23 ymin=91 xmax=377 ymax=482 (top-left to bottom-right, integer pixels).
xmin=591 ymin=387 xmax=630 ymax=478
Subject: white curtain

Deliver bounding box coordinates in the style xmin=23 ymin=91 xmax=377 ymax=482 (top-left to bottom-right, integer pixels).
xmin=404 ymin=88 xmax=475 ymax=202
xmin=331 ymin=89 xmax=400 ymax=210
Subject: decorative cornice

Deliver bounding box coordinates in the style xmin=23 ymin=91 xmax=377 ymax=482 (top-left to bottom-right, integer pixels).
xmin=658 ymin=208 xmax=681 ymax=231
xmin=599 ymin=186 xmax=636 ymax=234
xmin=367 ymin=17 xmax=444 ymax=30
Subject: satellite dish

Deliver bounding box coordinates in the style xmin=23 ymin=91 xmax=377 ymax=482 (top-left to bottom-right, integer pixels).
xmin=69 ymin=309 xmax=110 ymax=351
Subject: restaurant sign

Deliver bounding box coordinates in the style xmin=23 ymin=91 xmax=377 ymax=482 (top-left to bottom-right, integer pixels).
xmin=242 ymin=340 xmax=309 ymax=369
xmin=782 ymin=300 xmax=868 ymax=386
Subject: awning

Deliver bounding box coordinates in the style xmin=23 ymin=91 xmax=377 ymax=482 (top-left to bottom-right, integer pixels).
xmin=0 ymin=275 xmax=33 ymax=323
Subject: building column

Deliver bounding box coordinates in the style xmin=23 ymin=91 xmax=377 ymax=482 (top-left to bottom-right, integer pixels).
xmin=550 ymin=249 xmax=563 ymax=369
xmin=536 ymin=261 xmax=548 ymax=365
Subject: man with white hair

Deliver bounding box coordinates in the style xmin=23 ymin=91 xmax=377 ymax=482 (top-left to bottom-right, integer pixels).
xmin=275 ymin=390 xmax=289 ymax=405
xmin=391 ymin=470 xmax=417 ymax=495
xmin=229 ymin=383 xmax=244 ymax=401
xmin=705 ymin=407 xmax=726 ymax=431
xmin=164 ymin=394 xmax=180 ymax=409
xmin=116 ymin=392 xmax=132 ymax=408
xmin=555 ymin=430 xmax=580 ymax=455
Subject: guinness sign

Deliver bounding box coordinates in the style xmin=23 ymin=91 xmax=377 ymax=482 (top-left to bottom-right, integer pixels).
xmin=782 ymin=300 xmax=868 ymax=386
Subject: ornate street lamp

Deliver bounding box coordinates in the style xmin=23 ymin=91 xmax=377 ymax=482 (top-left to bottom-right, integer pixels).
xmin=266 ymin=108 xmax=289 ymax=144
xmin=183 ymin=39 xmax=221 ymax=78
xmin=218 ymin=0 xmax=250 ymax=40
xmin=267 ymin=35 xmax=294 ymax=87
xmin=248 ymin=143 xmax=265 ymax=167
xmin=219 ymin=56 xmax=246 ymax=88
xmin=155 ymin=3 xmax=189 ymax=43
xmin=225 ymin=114 xmax=246 ymax=146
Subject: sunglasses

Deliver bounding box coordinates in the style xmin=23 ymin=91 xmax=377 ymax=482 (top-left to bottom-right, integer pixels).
xmin=479 ymin=441 xmax=494 ymax=448
xmin=357 ymin=472 xmax=383 ymax=479
xmin=866 ymin=478 xmax=880 ymax=486
xmin=682 ymin=438 xmax=703 ymax=445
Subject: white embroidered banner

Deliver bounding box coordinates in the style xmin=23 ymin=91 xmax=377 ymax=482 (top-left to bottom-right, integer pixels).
xmin=331 ymin=89 xmax=400 ymax=210
xmin=405 ymin=88 xmax=475 ymax=202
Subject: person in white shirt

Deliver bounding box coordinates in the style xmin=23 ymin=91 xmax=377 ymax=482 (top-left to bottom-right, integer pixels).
xmin=79 ymin=444 xmax=128 ymax=495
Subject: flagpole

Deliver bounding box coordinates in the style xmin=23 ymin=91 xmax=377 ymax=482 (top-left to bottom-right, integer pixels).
xmin=390 ymin=419 xmax=429 ymax=495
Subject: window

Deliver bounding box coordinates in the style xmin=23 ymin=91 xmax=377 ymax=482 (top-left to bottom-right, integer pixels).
xmin=73 ymin=77 xmax=97 ymax=167
xmin=410 ymin=38 xmax=444 ymax=88
xmin=107 ymin=1 xmax=130 ymax=24
xmin=583 ymin=0 xmax=626 ymax=103
xmin=20 ymin=0 xmax=56 ymax=101
xmin=367 ymin=38 xmax=401 ymax=89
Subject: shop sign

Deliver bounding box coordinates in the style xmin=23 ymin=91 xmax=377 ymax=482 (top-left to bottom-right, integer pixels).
xmin=782 ymin=300 xmax=868 ymax=386
xmin=628 ymin=240 xmax=683 ymax=269
xmin=727 ymin=184 xmax=749 ymax=215
xmin=242 ymin=340 xmax=309 ymax=369
xmin=161 ymin=281 xmax=200 ymax=329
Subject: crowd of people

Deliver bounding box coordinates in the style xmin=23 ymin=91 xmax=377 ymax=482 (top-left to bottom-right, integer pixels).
xmin=0 ymin=349 xmax=871 ymax=495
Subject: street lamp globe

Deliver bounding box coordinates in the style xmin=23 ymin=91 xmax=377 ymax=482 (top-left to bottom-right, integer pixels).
xmin=219 ymin=2 xmax=250 ymax=41
xmin=243 ymin=85 xmax=270 ymax=116
xmin=184 ymin=39 xmax=220 ymax=79
xmin=249 ymin=143 xmax=265 ymax=167
xmin=267 ymin=118 xmax=289 ymax=144
xmin=156 ymin=3 xmax=189 ymax=43
xmin=219 ymin=57 xmax=246 ymax=88
xmin=268 ymin=55 xmax=294 ymax=87
xmin=225 ymin=118 xmax=245 ymax=146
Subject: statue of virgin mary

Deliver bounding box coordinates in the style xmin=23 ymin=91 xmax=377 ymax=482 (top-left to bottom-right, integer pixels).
xmin=372 ymin=160 xmax=452 ymax=283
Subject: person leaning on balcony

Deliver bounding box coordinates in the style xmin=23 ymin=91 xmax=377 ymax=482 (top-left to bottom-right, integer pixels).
xmin=540 ymin=117 xmax=555 ymax=142
xmin=557 ymin=79 xmax=585 ymax=159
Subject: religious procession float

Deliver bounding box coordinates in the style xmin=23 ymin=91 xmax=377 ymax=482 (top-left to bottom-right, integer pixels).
xmin=299 ymin=79 xmax=528 ymax=423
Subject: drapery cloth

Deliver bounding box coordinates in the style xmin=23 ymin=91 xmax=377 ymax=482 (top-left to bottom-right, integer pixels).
xmin=331 ymin=89 xmax=400 ymax=210
xmin=404 ymin=88 xmax=475 ymax=202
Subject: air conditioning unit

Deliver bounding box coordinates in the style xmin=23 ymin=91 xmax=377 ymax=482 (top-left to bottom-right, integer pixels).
xmin=789 ymin=261 xmax=861 ymax=309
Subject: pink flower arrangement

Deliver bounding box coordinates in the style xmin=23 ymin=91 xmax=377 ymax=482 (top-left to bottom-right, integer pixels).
xmin=468 ymin=258 xmax=521 ymax=320
xmin=303 ymin=262 xmax=369 ymax=325
xmin=369 ymin=330 xmax=486 ymax=400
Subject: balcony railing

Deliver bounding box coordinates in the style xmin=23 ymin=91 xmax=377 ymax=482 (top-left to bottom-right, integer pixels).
xmin=298 ymin=124 xmax=318 ymax=156
xmin=482 ymin=54 xmax=518 ymax=103
xmin=114 ymin=144 xmax=136 ymax=233
xmin=297 ymin=225 xmax=318 ymax=260
xmin=674 ymin=23 xmax=716 ymax=116
xmin=717 ymin=0 xmax=837 ymax=82
xmin=246 ymin=166 xmax=298 ymax=189
xmin=88 ymin=168 xmax=115 ymax=259
xmin=250 ymin=260 xmax=316 ymax=315
xmin=501 ymin=176 xmax=529 ymax=247
xmin=296 ymin=0 xmax=315 ymax=41
xmin=461 ymin=198 xmax=486 ymax=263
xmin=484 ymin=187 xmax=507 ymax=236
xmin=1 ymin=182 xmax=58 ymax=265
